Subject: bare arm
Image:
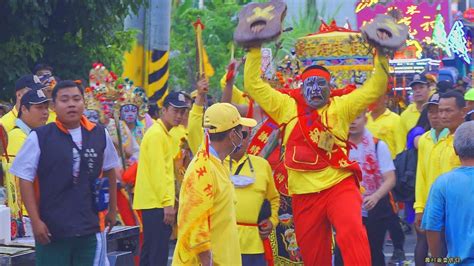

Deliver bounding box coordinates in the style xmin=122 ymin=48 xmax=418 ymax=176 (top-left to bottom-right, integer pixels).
xmin=426 ymin=230 xmax=447 ymax=265
xmin=221 ymin=60 xmax=239 ymax=104
xmin=20 ymin=179 xmax=51 ymax=244
xmin=103 ymin=168 xmax=117 ymax=233
xmin=198 ymin=250 xmax=213 ymax=266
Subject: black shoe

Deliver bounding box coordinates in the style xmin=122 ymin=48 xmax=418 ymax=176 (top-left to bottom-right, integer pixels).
xmin=390 ymin=249 xmax=406 ymax=262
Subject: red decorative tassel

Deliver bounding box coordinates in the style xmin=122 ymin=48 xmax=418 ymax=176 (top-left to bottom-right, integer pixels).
xmin=263 ymin=238 xmax=274 ymax=266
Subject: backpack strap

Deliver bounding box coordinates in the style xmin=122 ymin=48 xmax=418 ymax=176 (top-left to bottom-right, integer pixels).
xmin=373 ymin=137 xmax=379 ymax=160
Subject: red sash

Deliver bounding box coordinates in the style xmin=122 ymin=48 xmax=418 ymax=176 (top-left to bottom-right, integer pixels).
xmin=284 ymin=97 xmax=362 ymax=181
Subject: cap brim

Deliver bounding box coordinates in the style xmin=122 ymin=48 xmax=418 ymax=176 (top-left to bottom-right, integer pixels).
xmin=409 ymin=81 xmax=427 ymax=87
xmin=422 ymin=101 xmax=438 ymax=109
xmin=29 ymin=98 xmax=50 ymax=105
xmin=169 ymin=102 xmax=189 ymax=108
xmin=239 ymin=117 xmax=257 ymax=128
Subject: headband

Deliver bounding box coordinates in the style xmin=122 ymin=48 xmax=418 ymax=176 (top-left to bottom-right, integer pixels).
xmin=301 ymin=68 xmax=331 ymax=83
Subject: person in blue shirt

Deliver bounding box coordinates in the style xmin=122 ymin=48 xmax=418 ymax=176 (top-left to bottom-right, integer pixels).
xmin=422 ymin=121 xmax=474 ymax=266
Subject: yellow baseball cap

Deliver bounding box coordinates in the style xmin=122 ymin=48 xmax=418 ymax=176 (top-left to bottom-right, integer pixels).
xmin=465 ymin=88 xmax=474 ymax=101
xmin=204 ymin=103 xmax=257 ymax=133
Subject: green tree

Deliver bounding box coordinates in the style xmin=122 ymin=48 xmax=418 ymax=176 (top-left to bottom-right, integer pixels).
xmin=0 ymin=0 xmax=144 ymax=101
xmin=169 ymin=0 xmax=244 ymax=96
xmin=169 ymin=0 xmax=341 ymax=95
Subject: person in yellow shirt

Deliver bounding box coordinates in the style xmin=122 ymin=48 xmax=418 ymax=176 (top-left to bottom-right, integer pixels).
xmin=173 ymin=103 xmax=257 ymax=266
xmin=226 ymin=126 xmax=280 ymax=265
xmin=0 ymin=75 xmax=46 ymax=132
xmin=400 ymin=74 xmax=431 ymax=141
xmin=133 ymin=92 xmax=189 ymax=266
xmin=367 ymin=94 xmax=405 ymax=158
xmin=244 ymin=40 xmax=389 ymax=264
xmin=414 ymin=90 xmax=465 ymax=266
xmin=4 ymin=89 xmax=50 ymax=226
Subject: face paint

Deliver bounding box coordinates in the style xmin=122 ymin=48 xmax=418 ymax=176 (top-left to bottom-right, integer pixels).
xmin=120 ymin=104 xmax=139 ymax=123
xmin=302 ymin=76 xmax=330 ymax=109
xmin=84 ymin=109 xmax=100 ymax=124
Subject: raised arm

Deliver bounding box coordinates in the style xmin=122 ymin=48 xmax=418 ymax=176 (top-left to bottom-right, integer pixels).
xmin=244 ymin=47 xmax=296 ymax=125
xmin=187 ymin=77 xmax=207 ymax=155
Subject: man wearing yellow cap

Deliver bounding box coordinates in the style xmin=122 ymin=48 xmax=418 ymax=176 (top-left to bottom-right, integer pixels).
xmin=172 ymin=103 xmax=257 ymax=266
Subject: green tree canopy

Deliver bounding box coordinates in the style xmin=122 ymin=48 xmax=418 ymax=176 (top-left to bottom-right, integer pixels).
xmin=0 ymin=0 xmax=144 ymax=101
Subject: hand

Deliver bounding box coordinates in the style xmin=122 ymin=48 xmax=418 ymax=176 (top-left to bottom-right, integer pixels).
xmin=363 ymin=194 xmax=380 ymax=211
xmin=415 ymin=213 xmax=424 ymax=233
xmin=105 ymin=210 xmax=117 ymax=234
xmin=163 ymin=206 xmax=176 ymax=225
xmin=226 ymin=59 xmax=240 ymax=83
xmin=197 ymin=76 xmax=209 ymax=96
xmin=32 ymin=219 xmax=51 ymax=245
xmin=258 ymin=219 xmax=273 ymax=240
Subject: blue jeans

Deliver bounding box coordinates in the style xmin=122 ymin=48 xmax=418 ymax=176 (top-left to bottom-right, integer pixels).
xmin=241 ymin=253 xmax=266 ymax=266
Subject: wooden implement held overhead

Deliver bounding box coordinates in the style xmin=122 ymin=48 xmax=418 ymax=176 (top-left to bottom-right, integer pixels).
xmin=360 ymin=14 xmax=409 ymax=57
xmin=234 ymin=0 xmax=287 ymax=47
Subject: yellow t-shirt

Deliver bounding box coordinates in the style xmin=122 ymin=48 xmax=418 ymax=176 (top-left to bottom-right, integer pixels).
xmin=173 ymin=149 xmax=241 ymax=265
xmin=133 ymin=119 xmax=175 ymax=209
xmin=414 ymin=132 xmax=461 ymax=213
xmin=244 ymin=48 xmax=389 ymax=195
xmin=400 ymin=103 xmax=420 ymax=140
xmin=367 ymin=109 xmax=406 ymax=158
xmin=4 ymin=127 xmax=28 ymax=217
xmin=0 ymin=108 xmax=18 ymax=133
xmin=226 ymin=154 xmax=280 ymax=254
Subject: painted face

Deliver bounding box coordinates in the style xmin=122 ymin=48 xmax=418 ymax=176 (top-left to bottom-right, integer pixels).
xmin=120 ymin=104 xmax=138 ymax=123
xmin=84 ymin=109 xmax=100 ymax=124
xmin=302 ymin=76 xmax=330 ymax=109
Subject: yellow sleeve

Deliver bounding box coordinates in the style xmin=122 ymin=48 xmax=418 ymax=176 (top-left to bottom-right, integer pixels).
xmin=244 ymin=48 xmax=296 ymax=125
xmin=336 ymin=54 xmax=389 ymax=124
xmin=177 ymin=156 xmax=214 ymax=255
xmin=187 ymin=104 xmax=204 ymax=155
xmin=414 ymin=136 xmax=427 ymax=213
xmin=264 ymin=160 xmax=280 ymax=227
xmin=142 ymin=131 xmax=175 ymax=207
xmin=220 ymin=73 xmax=249 ymax=105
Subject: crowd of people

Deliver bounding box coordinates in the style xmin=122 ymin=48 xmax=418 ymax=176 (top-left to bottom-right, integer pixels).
xmin=1 ymin=31 xmax=474 ymax=266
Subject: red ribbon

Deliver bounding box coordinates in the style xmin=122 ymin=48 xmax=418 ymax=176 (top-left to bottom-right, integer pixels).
xmin=237 ymin=222 xmax=274 ymax=266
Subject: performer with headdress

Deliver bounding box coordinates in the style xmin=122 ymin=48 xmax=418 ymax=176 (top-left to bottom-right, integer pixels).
xmin=234 ymin=3 xmax=408 ymax=263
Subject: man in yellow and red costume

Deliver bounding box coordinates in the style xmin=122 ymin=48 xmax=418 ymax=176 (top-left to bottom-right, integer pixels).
xmin=243 ymin=42 xmax=389 ymax=264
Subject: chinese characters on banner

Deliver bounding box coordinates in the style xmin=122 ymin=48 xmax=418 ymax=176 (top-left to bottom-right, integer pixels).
xmin=355 ymin=0 xmax=451 ymax=43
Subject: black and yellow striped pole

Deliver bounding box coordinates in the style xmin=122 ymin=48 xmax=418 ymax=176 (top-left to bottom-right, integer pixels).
xmin=123 ymin=0 xmax=171 ymax=106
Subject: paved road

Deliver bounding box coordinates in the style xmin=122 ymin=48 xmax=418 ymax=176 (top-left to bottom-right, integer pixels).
xmin=165 ymin=228 xmax=419 ymax=265
xmin=385 ymin=227 xmax=417 ymax=265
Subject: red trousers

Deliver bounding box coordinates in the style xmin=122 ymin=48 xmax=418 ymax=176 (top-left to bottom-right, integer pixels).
xmin=292 ymin=177 xmax=371 ymax=266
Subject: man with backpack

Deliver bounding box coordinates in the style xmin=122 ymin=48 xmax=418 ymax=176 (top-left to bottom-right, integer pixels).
xmin=348 ymin=111 xmax=397 ymax=266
